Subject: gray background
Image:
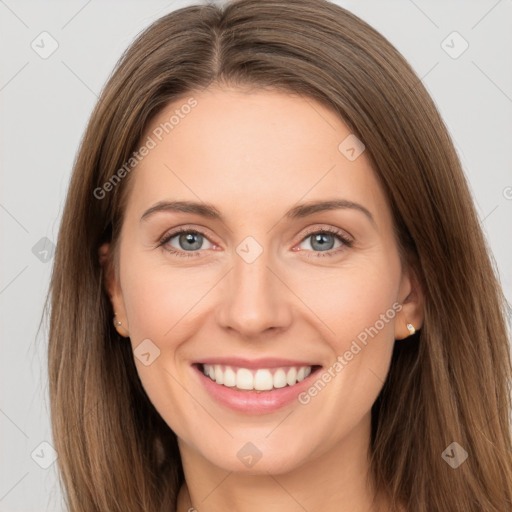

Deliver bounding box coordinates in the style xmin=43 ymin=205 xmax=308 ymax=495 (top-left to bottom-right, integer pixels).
xmin=1 ymin=0 xmax=511 ymax=510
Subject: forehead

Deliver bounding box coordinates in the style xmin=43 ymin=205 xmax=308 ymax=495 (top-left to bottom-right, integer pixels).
xmin=124 ymin=86 xmax=391 ymax=230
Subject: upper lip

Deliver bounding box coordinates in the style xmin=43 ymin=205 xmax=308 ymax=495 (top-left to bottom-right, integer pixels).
xmin=193 ymin=357 xmax=321 ymax=369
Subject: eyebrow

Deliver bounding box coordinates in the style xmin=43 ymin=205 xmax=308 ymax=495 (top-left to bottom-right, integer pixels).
xmin=140 ymin=199 xmax=376 ymax=227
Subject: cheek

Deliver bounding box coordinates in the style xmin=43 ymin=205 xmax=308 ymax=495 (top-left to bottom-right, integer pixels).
xmin=292 ymin=261 xmax=400 ymax=436
xmin=120 ymin=249 xmax=209 ymax=343
xmin=292 ymin=255 xmax=401 ymax=350
xmin=119 ymin=253 xmax=212 ymax=437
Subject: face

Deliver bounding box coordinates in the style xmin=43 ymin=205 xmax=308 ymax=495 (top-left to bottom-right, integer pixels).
xmin=102 ymin=86 xmax=422 ymax=475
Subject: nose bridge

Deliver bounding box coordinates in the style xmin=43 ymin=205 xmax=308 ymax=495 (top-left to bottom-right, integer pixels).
xmin=215 ymin=241 xmax=292 ymax=336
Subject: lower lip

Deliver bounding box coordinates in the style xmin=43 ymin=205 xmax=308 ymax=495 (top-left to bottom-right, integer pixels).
xmin=193 ymin=364 xmax=322 ymax=414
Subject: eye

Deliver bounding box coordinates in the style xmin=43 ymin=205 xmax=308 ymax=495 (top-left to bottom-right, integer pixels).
xmin=295 ymin=227 xmax=353 ymax=258
xmin=157 ymin=226 xmax=353 ymax=259
xmin=158 ymin=227 xmax=214 ymax=258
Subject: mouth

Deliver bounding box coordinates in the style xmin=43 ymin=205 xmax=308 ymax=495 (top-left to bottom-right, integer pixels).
xmin=191 ymin=357 xmax=324 ymax=413
xmin=194 ymin=362 xmax=323 ymax=393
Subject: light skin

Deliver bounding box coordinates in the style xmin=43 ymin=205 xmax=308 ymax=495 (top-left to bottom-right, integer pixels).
xmin=100 ymin=86 xmax=423 ymax=512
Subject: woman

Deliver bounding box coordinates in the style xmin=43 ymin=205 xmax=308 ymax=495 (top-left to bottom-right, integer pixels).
xmin=46 ymin=1 xmax=512 ymax=511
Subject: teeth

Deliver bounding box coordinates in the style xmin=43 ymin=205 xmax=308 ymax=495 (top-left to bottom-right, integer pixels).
xmin=202 ymin=364 xmax=314 ymax=391
xmin=286 ymin=367 xmax=297 ymax=386
xmin=273 ymin=369 xmax=287 ymax=388
xmin=237 ymin=368 xmax=253 ymax=390
xmin=223 ymin=367 xmax=236 ymax=387
xmin=214 ymin=365 xmax=224 ymax=385
xmin=254 ymin=369 xmax=273 ymax=390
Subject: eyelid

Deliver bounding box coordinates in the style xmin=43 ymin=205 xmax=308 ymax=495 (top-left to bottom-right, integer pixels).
xmin=298 ymin=224 xmax=353 ymax=243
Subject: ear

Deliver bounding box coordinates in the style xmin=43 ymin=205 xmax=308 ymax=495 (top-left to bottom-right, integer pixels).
xmin=395 ymin=263 xmax=424 ymax=340
xmin=98 ymin=242 xmax=130 ymax=337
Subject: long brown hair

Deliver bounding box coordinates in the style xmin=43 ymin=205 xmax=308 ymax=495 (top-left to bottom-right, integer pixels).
xmin=46 ymin=1 xmax=512 ymax=510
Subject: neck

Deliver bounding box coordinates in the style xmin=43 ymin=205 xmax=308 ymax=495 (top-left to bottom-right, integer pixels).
xmin=176 ymin=412 xmax=391 ymax=512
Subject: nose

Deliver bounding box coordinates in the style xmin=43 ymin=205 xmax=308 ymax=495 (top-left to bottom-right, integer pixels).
xmin=215 ymin=248 xmax=293 ymax=339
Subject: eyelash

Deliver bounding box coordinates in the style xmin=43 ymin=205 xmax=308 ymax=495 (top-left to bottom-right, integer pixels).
xmin=157 ymin=226 xmax=353 ymax=259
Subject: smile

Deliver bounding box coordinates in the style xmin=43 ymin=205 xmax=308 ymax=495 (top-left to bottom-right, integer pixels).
xmin=201 ymin=363 xmax=316 ymax=391
xmin=193 ymin=361 xmax=323 ymax=414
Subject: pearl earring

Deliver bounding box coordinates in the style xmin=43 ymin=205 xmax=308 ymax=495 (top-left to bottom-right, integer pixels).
xmin=113 ymin=313 xmax=122 ymax=328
